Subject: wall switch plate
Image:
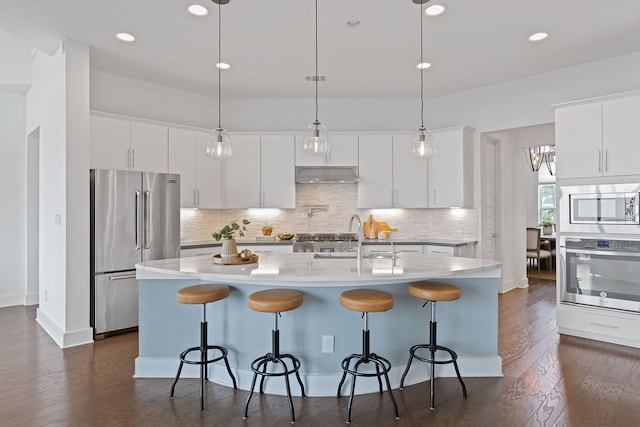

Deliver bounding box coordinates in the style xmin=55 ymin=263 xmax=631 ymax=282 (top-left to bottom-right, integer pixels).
xmin=322 ymin=335 xmax=334 ymax=353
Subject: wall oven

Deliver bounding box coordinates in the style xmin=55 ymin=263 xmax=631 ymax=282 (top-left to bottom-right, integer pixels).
xmin=560 ymin=236 xmax=640 ymax=313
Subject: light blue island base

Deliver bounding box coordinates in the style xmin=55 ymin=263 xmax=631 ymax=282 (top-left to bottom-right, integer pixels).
xmin=135 ymin=253 xmax=502 ymax=397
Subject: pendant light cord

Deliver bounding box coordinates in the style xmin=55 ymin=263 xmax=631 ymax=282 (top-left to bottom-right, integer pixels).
xmin=218 ymin=2 xmax=222 ymax=129
xmin=420 ymin=1 xmax=424 ymax=129
xmin=314 ymin=0 xmax=319 ymax=123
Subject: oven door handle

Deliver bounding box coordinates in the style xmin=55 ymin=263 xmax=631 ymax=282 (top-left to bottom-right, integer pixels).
xmin=563 ymin=248 xmax=640 ymax=258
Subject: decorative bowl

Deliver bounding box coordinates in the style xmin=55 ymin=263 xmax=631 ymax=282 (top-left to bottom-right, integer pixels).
xmin=277 ymin=232 xmax=295 ymax=240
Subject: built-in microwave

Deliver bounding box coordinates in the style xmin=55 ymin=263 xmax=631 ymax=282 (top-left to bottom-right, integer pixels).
xmin=570 ymin=192 xmax=639 ymax=225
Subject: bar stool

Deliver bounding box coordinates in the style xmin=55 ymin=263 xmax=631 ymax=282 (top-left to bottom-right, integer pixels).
xmin=243 ymin=289 xmax=306 ymax=424
xmin=337 ymin=289 xmax=399 ymax=424
xmin=399 ymin=281 xmax=467 ymax=409
xmin=169 ymin=284 xmax=237 ymax=410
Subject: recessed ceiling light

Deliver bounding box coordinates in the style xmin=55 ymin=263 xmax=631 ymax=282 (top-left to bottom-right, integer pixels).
xmin=187 ymin=4 xmax=209 ymax=17
xmin=417 ymin=62 xmax=432 ymax=69
xmin=425 ymin=4 xmax=446 ymax=16
xmin=216 ymin=62 xmax=231 ymax=69
xmin=116 ymin=33 xmax=135 ymax=42
xmin=528 ymin=32 xmax=549 ymax=42
xmin=347 ymin=19 xmax=360 ymax=26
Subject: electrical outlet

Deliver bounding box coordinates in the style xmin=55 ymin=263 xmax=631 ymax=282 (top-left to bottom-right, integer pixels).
xmin=322 ymin=335 xmax=334 ymax=353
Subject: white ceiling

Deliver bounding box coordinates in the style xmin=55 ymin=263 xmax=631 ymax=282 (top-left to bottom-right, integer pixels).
xmin=1 ymin=0 xmax=640 ymax=99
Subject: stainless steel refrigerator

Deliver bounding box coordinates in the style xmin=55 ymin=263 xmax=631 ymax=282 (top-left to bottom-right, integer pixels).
xmin=90 ymin=169 xmax=180 ymax=337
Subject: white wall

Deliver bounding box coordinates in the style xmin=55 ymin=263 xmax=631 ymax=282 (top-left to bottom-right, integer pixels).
xmin=0 ymin=88 xmax=27 ymax=307
xmin=25 ymin=41 xmax=92 ymax=348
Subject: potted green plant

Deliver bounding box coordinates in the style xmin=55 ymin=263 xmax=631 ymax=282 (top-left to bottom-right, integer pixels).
xmin=212 ymin=219 xmax=250 ymax=258
xmin=540 ymin=221 xmax=554 ymax=235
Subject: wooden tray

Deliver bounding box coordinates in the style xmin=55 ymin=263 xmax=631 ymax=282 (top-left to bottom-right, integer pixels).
xmin=213 ymin=254 xmax=259 ymax=265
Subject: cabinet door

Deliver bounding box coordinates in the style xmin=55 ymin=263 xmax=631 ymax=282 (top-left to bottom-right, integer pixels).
xmin=295 ymin=134 xmax=326 ymax=166
xmin=392 ymin=134 xmax=428 ymax=208
xmin=130 ymin=122 xmax=168 ymax=173
xmin=429 ymin=127 xmax=472 ymax=208
xmin=225 ymin=135 xmax=261 ymax=208
xmin=261 ymin=135 xmax=295 ymax=208
xmin=168 ymin=128 xmax=197 ymax=208
xmin=358 ymin=135 xmax=393 ymax=208
xmin=327 ymin=134 xmax=358 ymax=166
xmin=90 ymin=115 xmax=130 ymax=170
xmin=555 ymin=102 xmax=603 ymax=179
xmin=195 ymin=131 xmax=223 ymax=208
xmin=602 ymin=95 xmax=640 ymax=177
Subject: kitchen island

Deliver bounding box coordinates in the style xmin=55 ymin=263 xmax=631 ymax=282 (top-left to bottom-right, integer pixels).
xmin=135 ymin=252 xmax=501 ymax=396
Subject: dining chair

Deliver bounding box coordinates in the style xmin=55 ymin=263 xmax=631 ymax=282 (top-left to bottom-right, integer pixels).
xmin=526 ymin=227 xmax=552 ymax=274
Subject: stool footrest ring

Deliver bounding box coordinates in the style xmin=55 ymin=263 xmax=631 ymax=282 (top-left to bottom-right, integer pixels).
xmin=179 ymin=345 xmax=229 ymax=366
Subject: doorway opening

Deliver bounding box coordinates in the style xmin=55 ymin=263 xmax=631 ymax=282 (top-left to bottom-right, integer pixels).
xmin=26 ymin=127 xmax=40 ymax=305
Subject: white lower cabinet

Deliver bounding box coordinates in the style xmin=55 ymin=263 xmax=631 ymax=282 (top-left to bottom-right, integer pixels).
xmin=181 ymin=244 xmax=292 ymax=258
xmin=168 ymin=128 xmax=223 ymax=208
xmin=424 ymin=245 xmax=455 ymax=256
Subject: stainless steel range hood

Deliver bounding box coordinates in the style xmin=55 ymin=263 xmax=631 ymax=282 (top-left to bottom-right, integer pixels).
xmin=295 ymin=166 xmax=359 ymax=184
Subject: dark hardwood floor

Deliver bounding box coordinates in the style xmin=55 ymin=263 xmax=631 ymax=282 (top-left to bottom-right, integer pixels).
xmin=2 ymin=278 xmax=640 ymax=426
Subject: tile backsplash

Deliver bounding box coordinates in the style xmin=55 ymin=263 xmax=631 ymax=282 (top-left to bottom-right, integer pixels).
xmin=181 ymin=184 xmax=477 ymax=243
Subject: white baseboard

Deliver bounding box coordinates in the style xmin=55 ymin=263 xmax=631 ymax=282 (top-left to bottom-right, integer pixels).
xmin=134 ymin=355 xmax=503 ymax=397
xmin=0 ymin=294 xmax=24 ymax=308
xmin=24 ymin=293 xmax=39 ymax=306
xmin=36 ymin=308 xmax=93 ymax=349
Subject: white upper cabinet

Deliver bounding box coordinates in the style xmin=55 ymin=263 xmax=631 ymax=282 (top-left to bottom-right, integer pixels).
xmin=260 ymin=135 xmax=296 ymax=208
xmin=555 ymin=102 xmax=603 ymax=179
xmin=392 ymin=134 xmax=428 ymax=208
xmin=358 ymin=134 xmax=428 ymax=208
xmin=358 ymin=135 xmax=394 ymax=208
xmin=90 ymin=115 xmax=131 ymax=170
xmin=225 ymin=135 xmax=261 ymax=208
xmin=602 ymin=95 xmax=640 ymax=177
xmin=429 ymin=126 xmax=474 ymax=208
xmin=168 ymin=128 xmax=222 ymax=208
xmin=224 ymin=134 xmax=295 ymax=208
xmin=295 ymin=133 xmax=358 ymax=166
xmin=556 ymin=92 xmax=640 ymax=179
xmin=90 ymin=115 xmax=168 ymax=173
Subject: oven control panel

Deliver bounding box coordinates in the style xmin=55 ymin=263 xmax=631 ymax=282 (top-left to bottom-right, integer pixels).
xmin=564 ymin=238 xmax=640 ymax=252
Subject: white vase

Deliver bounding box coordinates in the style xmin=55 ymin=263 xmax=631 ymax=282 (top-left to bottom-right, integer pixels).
xmin=221 ymin=239 xmax=238 ymax=258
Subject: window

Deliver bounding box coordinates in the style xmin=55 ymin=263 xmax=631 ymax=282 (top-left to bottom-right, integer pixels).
xmin=539 ymin=184 xmax=556 ymax=225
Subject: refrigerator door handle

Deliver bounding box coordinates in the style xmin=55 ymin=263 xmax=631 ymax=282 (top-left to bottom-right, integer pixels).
xmin=135 ymin=190 xmax=141 ymax=250
xmin=109 ymin=274 xmax=137 ymax=281
xmin=143 ymin=190 xmax=151 ymax=249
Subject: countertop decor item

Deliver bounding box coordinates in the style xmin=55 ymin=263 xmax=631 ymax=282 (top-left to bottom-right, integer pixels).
xmin=278 ymin=232 xmax=296 ymax=241
xmin=212 ymin=218 xmax=250 ymax=258
xmin=261 ymin=222 xmax=273 ymax=236
xmin=213 ymin=253 xmax=259 ymax=265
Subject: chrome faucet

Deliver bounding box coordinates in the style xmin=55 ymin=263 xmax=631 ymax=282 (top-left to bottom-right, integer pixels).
xmin=349 ymin=214 xmax=363 ymax=272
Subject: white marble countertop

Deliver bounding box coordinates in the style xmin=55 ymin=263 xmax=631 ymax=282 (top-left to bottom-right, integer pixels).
xmin=136 ymin=252 xmax=499 ymax=287
xmin=180 ymin=237 xmax=478 ymax=248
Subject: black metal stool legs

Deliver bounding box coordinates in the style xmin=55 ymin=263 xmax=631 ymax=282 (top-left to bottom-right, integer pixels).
xmin=337 ymin=313 xmax=399 ymax=424
xmin=243 ymin=314 xmax=305 ymax=424
xmin=169 ymin=303 xmax=237 ymax=410
xmin=398 ymin=300 xmax=467 ymax=409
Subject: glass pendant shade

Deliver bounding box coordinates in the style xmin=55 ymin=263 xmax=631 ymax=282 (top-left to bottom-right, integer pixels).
xmin=410 ymin=126 xmax=436 ymax=159
xmin=303 ymin=120 xmax=329 ymax=155
xmin=525 ymin=146 xmax=544 ymax=172
xmin=545 ymin=146 xmax=556 ymax=176
xmin=206 ymin=127 xmax=232 ymax=159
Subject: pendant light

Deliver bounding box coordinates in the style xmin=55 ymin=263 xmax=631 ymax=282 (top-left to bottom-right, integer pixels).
xmin=525 ymin=146 xmax=544 ymax=172
xmin=302 ymin=0 xmax=329 ymax=155
xmin=206 ymin=0 xmax=232 ymax=159
xmin=410 ymin=0 xmax=436 ymax=159
xmin=545 ymin=146 xmax=556 ymax=176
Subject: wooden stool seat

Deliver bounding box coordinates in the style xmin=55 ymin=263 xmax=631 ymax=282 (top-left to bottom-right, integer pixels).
xmin=408 ymin=281 xmax=461 ymax=302
xmin=339 ymin=289 xmax=394 ymax=312
xmin=247 ymin=289 xmax=303 ymax=313
xmin=176 ymin=284 xmax=230 ymax=305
